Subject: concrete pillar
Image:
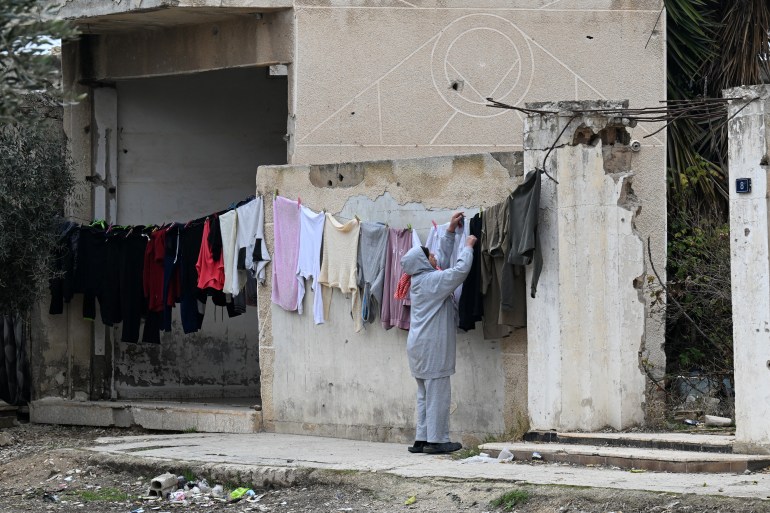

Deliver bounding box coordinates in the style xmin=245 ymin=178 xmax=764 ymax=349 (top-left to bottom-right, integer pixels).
xmin=725 ymin=84 xmax=770 ymax=454
xmin=524 ymin=101 xmax=646 ymax=432
xmin=31 ymin=38 xmax=94 ymax=402
xmin=89 ymin=86 xmax=118 ymax=400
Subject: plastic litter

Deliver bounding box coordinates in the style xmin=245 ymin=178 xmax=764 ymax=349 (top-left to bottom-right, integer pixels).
xmin=229 ymin=487 xmax=253 ymax=500
xmin=497 ymin=448 xmax=514 ymax=462
xmin=460 ymin=451 xmax=514 ymax=464
xmin=211 ymin=484 xmax=225 ymax=498
xmin=404 ymin=495 xmax=417 ymax=505
xmin=42 ymin=493 xmax=59 ymax=503
xmin=197 ymin=479 xmax=211 ymax=494
xmin=532 ymin=452 xmax=543 ymax=460
xmin=169 ymin=490 xmax=186 ymax=501
xmin=684 ymin=419 xmax=700 ymax=426
xmin=459 ymin=454 xmax=498 ymax=464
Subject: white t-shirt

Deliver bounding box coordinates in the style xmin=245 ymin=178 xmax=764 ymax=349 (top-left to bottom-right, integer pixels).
xmin=425 ymin=221 xmax=467 ymax=301
xmin=296 ymin=205 xmax=326 ymax=324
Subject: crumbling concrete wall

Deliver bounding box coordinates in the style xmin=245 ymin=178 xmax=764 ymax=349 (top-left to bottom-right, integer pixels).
xmin=256 ymin=153 xmax=528 ymax=443
xmin=288 ymin=1 xmax=668 ymax=415
xmin=525 ymin=101 xmax=647 ymax=431
xmin=37 ymin=0 xmax=667 ymax=431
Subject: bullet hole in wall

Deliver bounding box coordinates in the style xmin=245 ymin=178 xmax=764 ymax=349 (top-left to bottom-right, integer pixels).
xmin=450 ymin=80 xmax=464 ymax=92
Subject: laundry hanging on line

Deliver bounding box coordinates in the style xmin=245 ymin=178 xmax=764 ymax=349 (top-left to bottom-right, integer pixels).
xmin=47 ymin=195 xmax=270 ymax=344
xmin=268 ymin=170 xmax=542 ymax=339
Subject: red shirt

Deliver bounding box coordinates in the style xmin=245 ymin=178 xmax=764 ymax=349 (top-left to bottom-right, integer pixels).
xmin=196 ymin=218 xmax=225 ymax=291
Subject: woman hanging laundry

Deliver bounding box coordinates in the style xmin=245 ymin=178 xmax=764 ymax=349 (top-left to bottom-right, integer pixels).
xmin=400 ymin=212 xmax=476 ymax=455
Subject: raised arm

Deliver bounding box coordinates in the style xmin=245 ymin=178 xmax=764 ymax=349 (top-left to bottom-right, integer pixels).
xmin=425 ymin=235 xmax=477 ymax=297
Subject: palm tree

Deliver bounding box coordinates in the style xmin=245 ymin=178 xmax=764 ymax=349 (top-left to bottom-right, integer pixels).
xmin=666 ymin=0 xmax=770 ymax=210
xmin=664 ymin=0 xmax=770 ymax=401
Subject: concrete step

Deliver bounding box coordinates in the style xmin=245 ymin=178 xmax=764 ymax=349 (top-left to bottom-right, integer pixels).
xmin=0 ymin=403 xmax=18 ymax=428
xmin=30 ymin=398 xmax=262 ymax=434
xmin=525 ymin=430 xmax=735 ymax=453
xmin=479 ymin=441 xmax=770 ymax=474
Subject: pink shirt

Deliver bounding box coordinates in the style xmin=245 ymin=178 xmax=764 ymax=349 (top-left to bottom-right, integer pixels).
xmin=271 ymin=196 xmax=301 ymax=311
xmin=381 ymin=228 xmax=417 ymax=330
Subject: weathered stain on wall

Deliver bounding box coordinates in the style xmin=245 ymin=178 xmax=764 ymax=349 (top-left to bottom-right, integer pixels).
xmin=257 ymin=153 xmax=527 ymax=443
xmin=113 ymin=322 xmax=259 ymax=399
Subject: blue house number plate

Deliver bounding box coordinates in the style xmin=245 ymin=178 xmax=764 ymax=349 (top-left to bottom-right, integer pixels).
xmin=736 ymin=178 xmax=752 ymax=194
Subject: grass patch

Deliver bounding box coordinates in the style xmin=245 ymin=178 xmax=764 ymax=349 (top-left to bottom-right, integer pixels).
xmin=75 ymin=487 xmax=131 ymax=502
xmin=182 ymin=468 xmax=196 ymax=483
xmin=452 ymin=445 xmax=482 ymax=460
xmin=327 ymin=469 xmax=358 ymax=476
xmin=183 ymin=427 xmax=199 ymax=433
xmin=490 ymin=489 xmax=530 ymax=511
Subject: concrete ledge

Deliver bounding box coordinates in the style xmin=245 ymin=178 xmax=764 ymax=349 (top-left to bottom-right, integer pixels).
xmin=480 ymin=442 xmax=770 ymax=474
xmin=62 ymin=448 xmax=307 ymax=490
xmin=30 ymin=398 xmax=261 ymax=434
xmin=524 ymin=431 xmax=735 ymax=454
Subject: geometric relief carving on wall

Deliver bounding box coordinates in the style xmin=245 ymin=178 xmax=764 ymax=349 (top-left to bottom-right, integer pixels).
xmin=297 ymin=8 xmax=661 ymax=150
xmin=431 ymin=13 xmax=533 ymax=119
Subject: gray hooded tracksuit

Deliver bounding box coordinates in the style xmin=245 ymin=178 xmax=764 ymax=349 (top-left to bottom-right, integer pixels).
xmin=401 ymin=230 xmax=473 ymax=443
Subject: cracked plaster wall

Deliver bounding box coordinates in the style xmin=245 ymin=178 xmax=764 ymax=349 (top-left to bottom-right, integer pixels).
xmin=725 ymin=85 xmax=770 ymax=454
xmin=524 ymin=103 xmax=647 ymax=431
xmin=256 ymin=153 xmax=527 ymax=443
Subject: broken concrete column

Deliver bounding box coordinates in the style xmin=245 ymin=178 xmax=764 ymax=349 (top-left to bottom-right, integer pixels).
xmin=524 ymin=101 xmax=646 ymax=432
xmin=725 ymin=84 xmax=770 ymax=455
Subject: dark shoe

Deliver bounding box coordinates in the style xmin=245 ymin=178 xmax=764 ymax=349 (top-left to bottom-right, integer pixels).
xmin=408 ymin=440 xmax=427 ymax=453
xmin=422 ymin=442 xmax=462 ymax=454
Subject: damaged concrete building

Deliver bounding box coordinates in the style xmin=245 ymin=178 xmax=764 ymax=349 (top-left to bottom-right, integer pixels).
xmin=32 ymin=0 xmax=668 ymax=441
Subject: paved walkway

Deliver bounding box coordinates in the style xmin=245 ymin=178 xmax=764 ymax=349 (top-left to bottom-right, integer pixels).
xmin=84 ymin=432 xmax=770 ymax=500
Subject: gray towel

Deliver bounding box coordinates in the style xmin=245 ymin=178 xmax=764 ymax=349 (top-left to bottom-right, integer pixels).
xmin=357 ymin=222 xmax=388 ymax=324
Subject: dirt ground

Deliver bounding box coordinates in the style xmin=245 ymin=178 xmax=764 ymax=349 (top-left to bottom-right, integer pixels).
xmin=1 ymin=423 xmax=770 ymax=513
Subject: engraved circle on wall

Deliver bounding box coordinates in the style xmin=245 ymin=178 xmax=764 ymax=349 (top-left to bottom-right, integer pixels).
xmin=431 ymin=13 xmax=534 ymax=118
